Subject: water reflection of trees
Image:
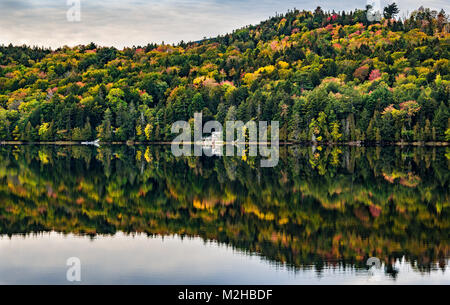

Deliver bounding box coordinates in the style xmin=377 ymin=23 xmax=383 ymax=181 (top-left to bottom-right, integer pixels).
xmin=0 ymin=145 xmax=448 ymax=273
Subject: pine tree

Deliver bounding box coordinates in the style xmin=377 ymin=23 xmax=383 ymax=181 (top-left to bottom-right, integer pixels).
xmin=24 ymin=122 xmax=33 ymax=142
xmin=366 ymin=112 xmax=379 ymax=141
xmin=432 ymin=102 xmax=448 ymax=141
xmin=383 ymin=3 xmax=399 ymax=19
xmin=413 ymin=123 xmax=421 ymax=141
xmin=72 ymin=127 xmax=82 ymax=141
xmin=81 ymin=119 xmax=93 ymax=140
xmin=423 ymin=119 xmax=432 ymax=141
xmin=98 ymin=108 xmax=113 ymax=141
xmin=288 ymin=113 xmax=302 ymax=142
xmin=375 ymin=128 xmax=381 ymax=142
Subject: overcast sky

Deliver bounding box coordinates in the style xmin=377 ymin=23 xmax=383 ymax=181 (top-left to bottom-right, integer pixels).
xmin=0 ymin=0 xmax=448 ymax=49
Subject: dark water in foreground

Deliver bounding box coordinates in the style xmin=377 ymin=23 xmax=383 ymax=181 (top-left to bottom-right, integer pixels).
xmin=0 ymin=145 xmax=448 ymax=284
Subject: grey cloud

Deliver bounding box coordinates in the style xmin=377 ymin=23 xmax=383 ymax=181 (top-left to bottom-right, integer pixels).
xmin=0 ymin=0 xmax=448 ymax=49
xmin=0 ymin=0 xmax=32 ymax=10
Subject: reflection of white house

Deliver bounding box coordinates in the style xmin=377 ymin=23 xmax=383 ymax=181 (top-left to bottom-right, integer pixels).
xmin=211 ymin=146 xmax=222 ymax=156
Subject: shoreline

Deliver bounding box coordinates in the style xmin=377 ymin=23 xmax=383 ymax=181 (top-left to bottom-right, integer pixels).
xmin=0 ymin=141 xmax=448 ymax=146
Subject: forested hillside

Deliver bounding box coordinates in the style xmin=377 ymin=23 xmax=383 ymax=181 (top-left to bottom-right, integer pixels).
xmin=0 ymin=5 xmax=449 ymax=143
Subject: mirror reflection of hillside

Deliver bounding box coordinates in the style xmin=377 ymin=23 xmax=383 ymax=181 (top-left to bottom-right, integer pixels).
xmin=0 ymin=145 xmax=448 ymax=273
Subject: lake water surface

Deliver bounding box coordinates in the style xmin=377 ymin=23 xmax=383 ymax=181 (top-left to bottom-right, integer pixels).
xmin=0 ymin=145 xmax=448 ymax=284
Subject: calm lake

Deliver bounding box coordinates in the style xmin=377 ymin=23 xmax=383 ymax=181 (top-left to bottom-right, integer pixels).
xmin=0 ymin=145 xmax=448 ymax=284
